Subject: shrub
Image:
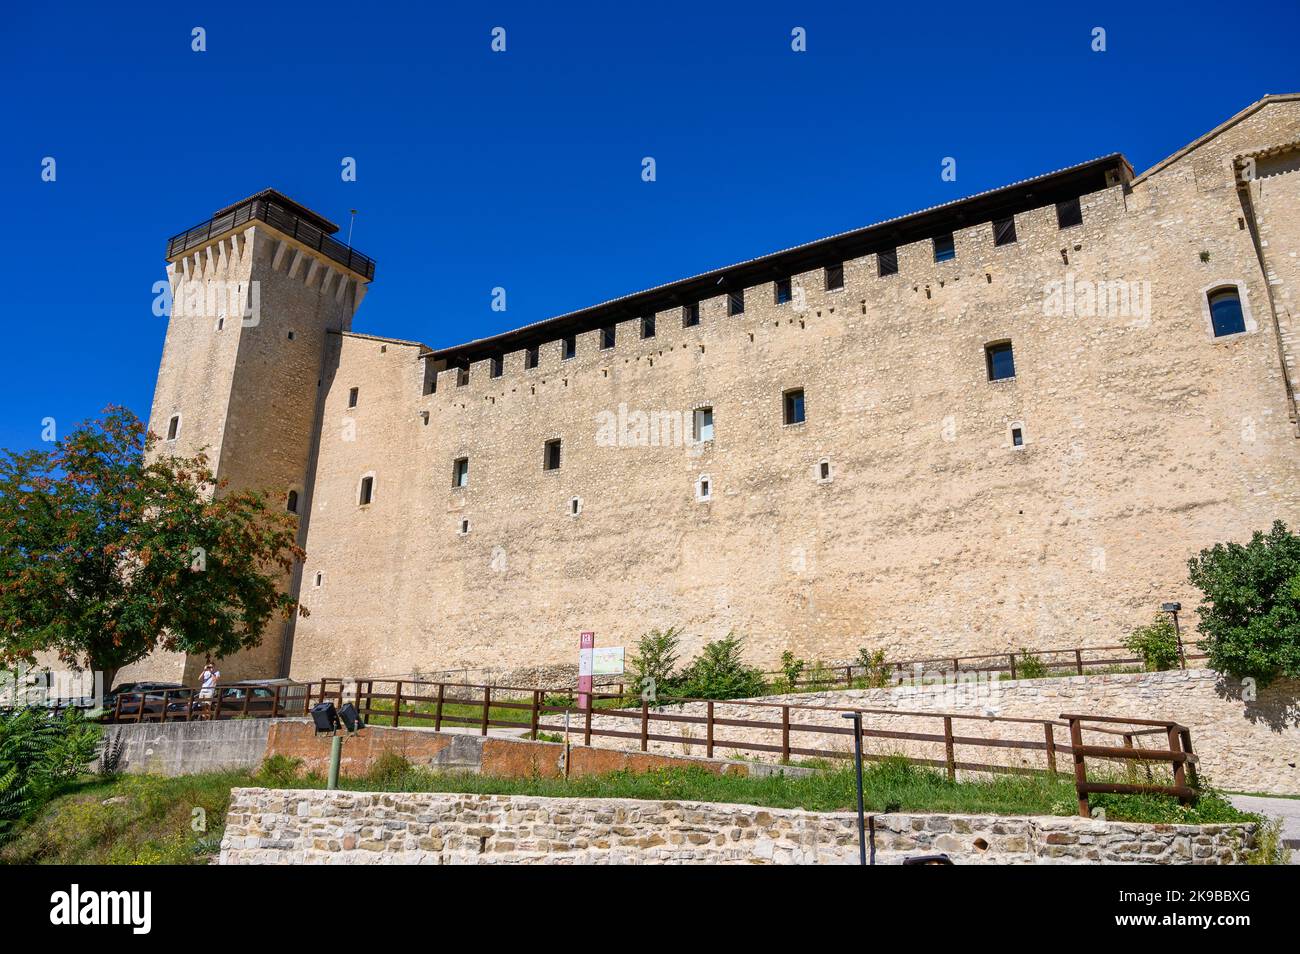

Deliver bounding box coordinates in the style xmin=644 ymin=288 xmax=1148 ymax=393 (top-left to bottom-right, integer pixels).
xmin=0 ymin=707 xmax=100 ymax=841
xmin=677 ymin=633 xmax=768 ymax=700
xmin=1015 ymin=650 xmax=1048 ymax=679
xmin=628 ymin=627 xmax=682 ymax=703
xmin=853 ymin=647 xmax=892 ymax=689
xmin=98 ymin=730 xmax=127 ymax=778
xmin=773 ymin=651 xmax=806 ymax=693
xmin=255 ymin=754 xmax=303 ymax=787
xmin=1188 ymin=520 xmax=1300 ymax=686
xmin=365 ymin=751 xmax=413 ymax=787
xmin=1124 ymin=616 xmax=1182 ymax=671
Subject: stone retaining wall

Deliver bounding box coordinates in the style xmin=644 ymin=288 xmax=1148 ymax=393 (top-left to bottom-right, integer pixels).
xmin=583 ymin=669 xmax=1299 ymax=795
xmin=218 ymin=787 xmax=1256 ymax=865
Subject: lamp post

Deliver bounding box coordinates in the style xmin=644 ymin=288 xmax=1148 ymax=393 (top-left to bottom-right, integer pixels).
xmin=842 ymin=711 xmax=867 ymax=865
xmin=1161 ymin=602 xmax=1185 ymax=668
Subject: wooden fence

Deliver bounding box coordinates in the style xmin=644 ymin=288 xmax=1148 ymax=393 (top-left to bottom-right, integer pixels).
xmin=767 ymin=643 xmax=1207 ymax=690
xmin=308 ymin=677 xmax=1197 ymax=818
xmin=25 ymin=670 xmax=1200 ymax=818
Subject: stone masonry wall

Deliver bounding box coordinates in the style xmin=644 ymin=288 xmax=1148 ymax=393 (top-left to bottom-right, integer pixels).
xmin=582 ymin=668 xmax=1300 ymax=795
xmin=219 ymin=787 xmax=1256 ymax=865
xmin=283 ymin=98 xmax=1300 ymax=682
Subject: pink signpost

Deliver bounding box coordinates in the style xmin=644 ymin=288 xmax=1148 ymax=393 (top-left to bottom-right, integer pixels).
xmin=577 ymin=631 xmax=595 ymax=710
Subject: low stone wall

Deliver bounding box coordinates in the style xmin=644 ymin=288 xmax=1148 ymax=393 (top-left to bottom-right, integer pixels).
xmin=219 ymin=788 xmax=1256 ymax=865
xmin=583 ymin=669 xmax=1300 ymax=795
xmin=103 ymin=718 xmax=272 ymax=776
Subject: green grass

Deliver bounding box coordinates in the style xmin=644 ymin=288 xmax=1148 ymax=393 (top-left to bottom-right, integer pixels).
xmin=1 ymin=757 xmax=1268 ymax=865
xmin=363 ymin=692 xmax=624 ymax=732
xmin=0 ymin=770 xmax=252 ymax=865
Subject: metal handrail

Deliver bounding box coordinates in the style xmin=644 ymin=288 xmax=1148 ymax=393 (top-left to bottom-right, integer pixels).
xmin=165 ymin=198 xmax=376 ymax=280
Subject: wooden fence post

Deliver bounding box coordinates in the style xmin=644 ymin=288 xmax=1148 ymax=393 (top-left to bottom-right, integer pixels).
xmin=481 ymin=686 xmax=491 ymax=736
xmin=1168 ymin=724 xmax=1190 ymax=805
xmin=434 ymin=683 xmax=445 ymax=732
xmin=706 ymin=701 xmax=714 ymax=758
xmin=1068 ymin=716 xmax=1089 ymax=818
xmin=1008 ymin=654 xmax=1017 ymax=680
xmin=1043 ymin=722 xmax=1057 ymax=774
xmin=530 ymin=690 xmax=541 ymax=740
xmin=1180 ymin=727 xmax=1199 ymax=790
xmin=640 ymin=699 xmax=649 ymax=752
xmin=392 ymin=681 xmax=403 ymax=728
xmin=1074 ymin=650 xmax=1084 ymax=675
xmin=943 ymin=716 xmax=956 ymax=781
xmin=584 ymin=700 xmax=592 ymax=747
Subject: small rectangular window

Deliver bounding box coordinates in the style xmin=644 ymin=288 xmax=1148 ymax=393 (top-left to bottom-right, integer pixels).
xmin=452 ymin=457 xmax=469 ymax=488
xmin=562 ymin=335 xmax=576 ymax=360
xmin=1056 ymin=197 xmax=1082 ymax=229
xmin=825 ymin=263 xmax=844 ymax=290
xmin=774 ymin=278 xmax=792 ymax=305
xmin=693 ymin=406 xmax=714 ymax=442
xmin=682 ymin=303 xmax=700 ymax=328
xmin=783 ymin=388 xmax=805 ymax=425
xmin=641 ymin=314 xmax=656 ymax=339
xmin=525 ymin=345 xmax=539 ymax=369
xmin=166 ymin=415 xmax=180 ymax=441
xmin=490 ymin=356 xmax=503 ymax=378
xmin=727 ymin=289 xmax=745 ymax=316
xmin=359 ymin=476 xmax=374 ymax=505
xmin=600 ymin=326 xmax=616 ymax=350
xmin=986 ymin=342 xmax=1016 ymax=381
xmin=543 ymin=438 xmax=562 ymax=471
xmin=993 ymin=216 xmax=1017 ymax=246
xmin=878 ymin=248 xmax=898 ymax=276
xmin=933 ymin=234 xmax=955 ymax=262
xmin=348 ymin=387 xmax=359 ymax=408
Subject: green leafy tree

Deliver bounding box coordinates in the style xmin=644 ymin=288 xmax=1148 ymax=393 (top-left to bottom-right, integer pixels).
xmin=628 ymin=627 xmax=682 ymax=702
xmin=0 ymin=407 xmax=306 ymax=691
xmin=1124 ymin=616 xmax=1181 ymax=672
xmin=1187 ymin=520 xmax=1300 ymax=686
xmin=678 ymin=633 xmax=768 ymax=700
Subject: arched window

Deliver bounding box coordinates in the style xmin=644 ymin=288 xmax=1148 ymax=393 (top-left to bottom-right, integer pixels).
xmin=1208 ymin=287 xmax=1246 ymax=337
xmin=286 ymin=490 xmax=299 ymax=514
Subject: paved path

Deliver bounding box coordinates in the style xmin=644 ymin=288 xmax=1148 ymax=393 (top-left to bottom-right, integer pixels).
xmin=1228 ymin=794 xmax=1300 ymax=862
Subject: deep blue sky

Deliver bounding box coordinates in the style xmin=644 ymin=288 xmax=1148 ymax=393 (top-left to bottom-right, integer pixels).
xmin=2 ymin=1 xmax=1297 ymax=453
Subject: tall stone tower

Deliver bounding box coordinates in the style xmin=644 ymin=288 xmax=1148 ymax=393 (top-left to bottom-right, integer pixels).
xmin=146 ymin=190 xmax=374 ymax=683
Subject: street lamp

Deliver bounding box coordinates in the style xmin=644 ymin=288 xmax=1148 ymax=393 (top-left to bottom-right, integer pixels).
xmin=1161 ymin=602 xmax=1185 ymax=668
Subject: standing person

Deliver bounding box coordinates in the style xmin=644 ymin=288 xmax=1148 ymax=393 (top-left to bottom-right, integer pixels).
xmin=198 ymin=661 xmax=221 ymax=700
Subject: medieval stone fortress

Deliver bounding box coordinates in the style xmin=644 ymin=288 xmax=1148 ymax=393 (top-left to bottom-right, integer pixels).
xmin=138 ymin=94 xmax=1300 ymax=686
